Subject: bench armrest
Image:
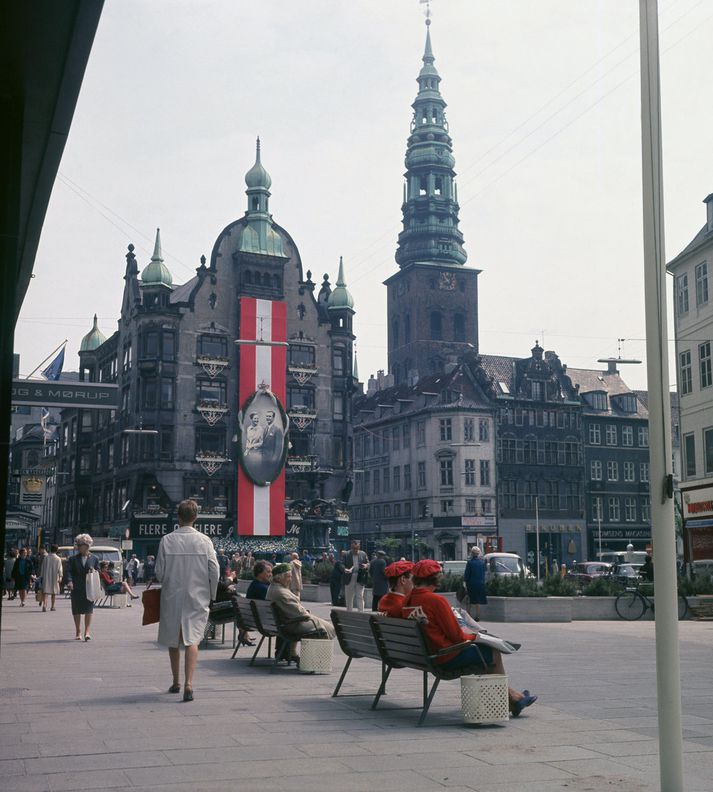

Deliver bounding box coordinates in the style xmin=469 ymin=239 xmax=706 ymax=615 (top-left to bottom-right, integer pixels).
xmin=428 ymin=639 xmax=476 ymax=659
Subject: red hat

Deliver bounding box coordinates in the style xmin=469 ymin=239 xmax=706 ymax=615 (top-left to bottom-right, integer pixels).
xmin=411 ymin=559 xmax=442 ymax=578
xmin=384 ymin=560 xmax=414 ymax=578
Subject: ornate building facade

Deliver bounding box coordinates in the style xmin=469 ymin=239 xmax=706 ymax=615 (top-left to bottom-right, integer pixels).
xmin=54 ymin=145 xmax=355 ymax=555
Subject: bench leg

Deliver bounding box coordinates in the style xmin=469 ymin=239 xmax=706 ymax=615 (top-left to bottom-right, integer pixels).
xmin=332 ymin=656 xmax=352 ymax=697
xmin=249 ymin=635 xmax=265 ymax=666
xmin=371 ymin=665 xmax=393 ymax=710
xmin=417 ymin=675 xmax=440 ymax=727
xmin=271 ymin=638 xmax=290 ymax=673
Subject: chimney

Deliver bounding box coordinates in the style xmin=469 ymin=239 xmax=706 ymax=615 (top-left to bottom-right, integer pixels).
xmin=367 ymin=374 xmax=377 ymax=397
xmin=606 ymin=360 xmax=618 ymax=375
xmin=705 ymin=193 xmax=713 ymax=233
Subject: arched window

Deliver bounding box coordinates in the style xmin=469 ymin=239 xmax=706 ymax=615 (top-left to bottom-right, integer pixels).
xmin=430 ymin=311 xmax=442 ymax=340
xmin=244 ymin=270 xmax=253 ymax=285
xmin=252 ymin=197 xmax=259 ymax=211
xmin=273 ymin=274 xmax=281 ymax=290
xmin=453 ymin=313 xmax=465 ymax=341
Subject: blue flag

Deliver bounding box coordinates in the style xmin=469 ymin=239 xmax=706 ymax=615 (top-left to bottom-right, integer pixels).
xmin=42 ymin=347 xmax=65 ymax=381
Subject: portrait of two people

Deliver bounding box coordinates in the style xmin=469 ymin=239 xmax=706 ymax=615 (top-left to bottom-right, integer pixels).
xmin=241 ymin=390 xmax=287 ymax=484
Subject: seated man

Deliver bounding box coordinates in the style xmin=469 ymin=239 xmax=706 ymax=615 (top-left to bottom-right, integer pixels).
xmin=377 ymin=560 xmax=414 ymax=617
xmin=266 ymin=563 xmax=336 ymax=647
xmin=402 ymin=559 xmax=537 ymax=718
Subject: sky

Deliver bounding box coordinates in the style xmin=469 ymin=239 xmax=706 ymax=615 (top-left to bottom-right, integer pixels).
xmin=16 ymin=0 xmax=713 ymax=391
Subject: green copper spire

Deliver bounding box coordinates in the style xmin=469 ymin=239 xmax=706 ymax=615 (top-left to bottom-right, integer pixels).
xmin=327 ymin=256 xmax=354 ymax=311
xmin=395 ymin=18 xmax=467 ymax=269
xmin=353 ymin=348 xmax=359 ymax=381
xmin=141 ymin=228 xmax=173 ymax=287
xmin=240 ymin=138 xmax=285 ymax=257
xmin=79 ymin=314 xmax=106 ymax=352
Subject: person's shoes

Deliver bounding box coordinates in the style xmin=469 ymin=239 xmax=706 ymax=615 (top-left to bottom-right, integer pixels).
xmin=511 ymin=693 xmax=537 ymax=718
xmin=75 ymin=635 xmax=82 ymax=640
xmin=183 ymin=688 xmax=194 ymax=702
xmin=168 ymin=683 xmax=181 ymax=693
xmin=20 ymin=602 xmax=25 ymax=607
xmin=84 ymin=634 xmax=92 ymax=642
xmin=50 ymin=607 xmax=56 ymax=611
xmin=131 ymin=594 xmax=139 ymax=600
xmin=42 ymin=606 xmax=46 ymax=612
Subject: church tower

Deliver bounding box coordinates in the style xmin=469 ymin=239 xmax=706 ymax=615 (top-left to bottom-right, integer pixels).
xmin=384 ymin=17 xmax=480 ymax=384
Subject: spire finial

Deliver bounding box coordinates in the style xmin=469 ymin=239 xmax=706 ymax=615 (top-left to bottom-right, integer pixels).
xmin=337 ymin=255 xmax=346 ymax=287
xmin=92 ymin=314 xmax=98 ymax=329
xmin=256 ymin=136 xmax=261 ymax=164
xmin=152 ymin=227 xmax=162 ymax=261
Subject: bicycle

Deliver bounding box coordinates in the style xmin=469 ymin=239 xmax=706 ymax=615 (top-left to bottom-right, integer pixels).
xmin=614 ymin=580 xmax=688 ymax=621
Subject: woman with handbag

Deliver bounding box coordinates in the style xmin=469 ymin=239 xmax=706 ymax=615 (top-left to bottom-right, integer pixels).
xmin=65 ymin=533 xmax=100 ymax=641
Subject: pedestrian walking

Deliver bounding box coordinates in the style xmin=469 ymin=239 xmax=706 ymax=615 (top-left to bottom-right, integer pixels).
xmin=155 ymin=499 xmax=219 ymax=702
xmin=40 ymin=545 xmax=63 ymax=612
xmin=144 ymin=555 xmax=156 ymax=582
xmin=464 ymin=546 xmax=487 ymax=621
xmin=330 ymin=553 xmax=345 ymax=606
xmin=11 ymin=548 xmax=33 ymax=606
xmin=127 ymin=555 xmax=139 ymax=586
xmin=66 ymin=534 xmax=100 ymax=640
xmin=4 ymin=549 xmax=18 ymax=599
xmin=369 ymin=550 xmax=388 ymax=611
xmin=343 ymin=539 xmax=369 ymax=612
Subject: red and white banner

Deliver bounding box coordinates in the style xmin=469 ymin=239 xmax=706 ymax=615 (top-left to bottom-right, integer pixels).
xmin=237 ymin=297 xmax=287 ymax=536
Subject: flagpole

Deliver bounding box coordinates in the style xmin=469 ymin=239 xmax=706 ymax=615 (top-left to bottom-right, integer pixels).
xmin=639 ymin=2 xmax=684 ymax=790
xmin=25 ymin=340 xmax=67 ymax=380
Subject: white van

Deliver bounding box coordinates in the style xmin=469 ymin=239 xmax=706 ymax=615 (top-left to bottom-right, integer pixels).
xmin=58 ymin=546 xmax=123 ymax=583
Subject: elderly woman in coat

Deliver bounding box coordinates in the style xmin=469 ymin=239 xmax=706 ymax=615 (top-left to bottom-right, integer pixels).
xmin=155 ymin=500 xmax=219 ymax=702
xmin=266 ymin=563 xmax=335 ymax=658
xmin=66 ymin=534 xmax=100 ymax=640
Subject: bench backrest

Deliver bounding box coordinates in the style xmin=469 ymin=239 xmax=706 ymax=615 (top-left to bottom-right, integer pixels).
xmin=330 ymin=610 xmax=382 ymax=662
xmin=250 ymin=599 xmax=279 ymax=636
xmin=236 ymin=597 xmax=258 ymax=631
xmin=370 ymin=615 xmax=432 ymax=672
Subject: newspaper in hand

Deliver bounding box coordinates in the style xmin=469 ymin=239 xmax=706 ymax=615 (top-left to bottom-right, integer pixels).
xmin=452 ymin=607 xmax=521 ymax=654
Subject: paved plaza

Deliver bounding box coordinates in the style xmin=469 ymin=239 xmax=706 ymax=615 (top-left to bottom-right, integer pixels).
xmin=1 ymin=595 xmax=713 ymax=792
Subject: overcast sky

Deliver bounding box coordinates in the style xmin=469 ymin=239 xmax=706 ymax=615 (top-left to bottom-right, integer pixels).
xmin=16 ymin=0 xmax=713 ymax=391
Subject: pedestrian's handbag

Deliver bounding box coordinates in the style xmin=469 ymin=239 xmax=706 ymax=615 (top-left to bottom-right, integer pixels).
xmin=142 ymin=581 xmax=161 ymax=626
xmin=456 ymin=581 xmax=468 ymax=603
xmin=85 ymin=568 xmax=100 ymax=601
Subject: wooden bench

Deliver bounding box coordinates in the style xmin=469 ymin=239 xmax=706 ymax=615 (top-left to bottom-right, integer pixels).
xmin=370 ymin=615 xmax=491 ymax=726
xmin=330 ymin=610 xmax=391 ymax=699
xmin=249 ymin=600 xmax=299 ymax=671
xmin=231 ymin=597 xmax=260 ymax=660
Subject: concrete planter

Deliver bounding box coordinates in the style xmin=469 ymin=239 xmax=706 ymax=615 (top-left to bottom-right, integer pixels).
xmin=571 ymin=596 xmax=618 ymax=620
xmin=301 ymin=583 xmax=332 ymax=603
xmin=480 ymin=596 xmax=573 ymax=622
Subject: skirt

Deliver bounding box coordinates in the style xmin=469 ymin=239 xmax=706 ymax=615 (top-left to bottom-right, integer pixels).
xmin=70 ymin=591 xmax=94 ymax=615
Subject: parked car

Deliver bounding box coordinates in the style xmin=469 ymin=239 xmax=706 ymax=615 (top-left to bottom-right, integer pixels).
xmin=609 ymin=562 xmax=644 ymax=585
xmin=566 ymin=561 xmax=612 ymax=587
xmin=441 ymin=560 xmax=467 ymax=577
xmin=483 ymin=552 xmax=527 ymax=580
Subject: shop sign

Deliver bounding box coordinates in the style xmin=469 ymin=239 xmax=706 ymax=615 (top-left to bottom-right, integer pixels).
xmin=11 ymin=379 xmax=118 ymax=409
xmin=131 ymin=517 xmax=232 ymax=539
xmin=682 ymin=485 xmax=713 ymax=521
xmin=595 ymin=528 xmax=652 ymax=540
xmin=461 ymin=515 xmax=496 ymax=527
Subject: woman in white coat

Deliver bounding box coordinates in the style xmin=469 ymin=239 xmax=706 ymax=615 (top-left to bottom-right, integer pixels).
xmin=155 ymin=500 xmax=219 ymax=702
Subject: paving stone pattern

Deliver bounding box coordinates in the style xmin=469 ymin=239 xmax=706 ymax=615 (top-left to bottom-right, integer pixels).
xmin=1 ymin=595 xmax=712 ymax=791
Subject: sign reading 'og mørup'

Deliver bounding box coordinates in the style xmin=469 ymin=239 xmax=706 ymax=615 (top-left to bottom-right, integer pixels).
xmin=11 ymin=380 xmax=118 ymax=409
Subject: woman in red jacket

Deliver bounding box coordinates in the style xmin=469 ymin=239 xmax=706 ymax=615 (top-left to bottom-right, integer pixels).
xmin=99 ymin=562 xmax=139 ymax=602
xmin=402 ymin=559 xmax=537 ymax=718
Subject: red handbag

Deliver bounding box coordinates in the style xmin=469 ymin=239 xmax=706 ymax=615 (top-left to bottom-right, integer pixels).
xmin=142 ymin=582 xmax=161 ymax=626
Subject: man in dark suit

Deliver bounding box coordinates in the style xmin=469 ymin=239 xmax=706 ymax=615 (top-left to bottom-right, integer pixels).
xmin=343 ymin=539 xmax=369 ymax=612
xmin=261 ymin=411 xmax=283 ymax=468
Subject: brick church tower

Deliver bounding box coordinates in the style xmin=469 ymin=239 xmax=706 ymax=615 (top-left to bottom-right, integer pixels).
xmin=385 ymin=17 xmax=480 ymax=384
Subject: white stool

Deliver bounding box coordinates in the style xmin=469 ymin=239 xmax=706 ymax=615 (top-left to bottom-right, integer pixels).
xmin=461 ymin=675 xmax=509 ymax=724
xmin=299 ymin=638 xmax=333 ymax=674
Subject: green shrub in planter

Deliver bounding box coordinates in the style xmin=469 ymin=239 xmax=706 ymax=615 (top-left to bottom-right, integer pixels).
xmin=581 ymin=577 xmax=622 ymax=597
xmin=678 ymin=574 xmax=713 ymax=596
xmin=239 ymin=570 xmax=254 ymax=581
xmin=436 ymin=573 xmax=463 ymax=593
xmin=486 ymin=576 xmax=542 ymax=597
xmin=311 ymin=561 xmax=334 ymax=584
xmin=542 ymin=575 xmax=578 ymax=597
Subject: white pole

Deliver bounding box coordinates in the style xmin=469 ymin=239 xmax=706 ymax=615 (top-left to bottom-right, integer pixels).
xmin=535 ymin=496 xmax=540 ymax=582
xmin=638 ymin=3 xmax=684 ymax=790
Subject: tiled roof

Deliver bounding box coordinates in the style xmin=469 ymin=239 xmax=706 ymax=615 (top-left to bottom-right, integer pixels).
xmin=568 ymin=367 xmax=648 ymax=419
xmin=667 ymin=224 xmax=713 ymax=269
xmin=477 ymin=354 xmax=518 ymax=394
xmin=170 ymin=276 xmax=199 ymax=304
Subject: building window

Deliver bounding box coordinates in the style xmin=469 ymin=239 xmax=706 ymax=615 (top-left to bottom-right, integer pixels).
xmin=622 ymin=426 xmax=633 ymax=446
xmin=288 ymin=386 xmax=314 ymax=409
xmin=624 ymin=497 xmax=637 ymax=522
xmin=705 ymin=428 xmax=713 ymax=474
xmin=440 ymin=459 xmax=453 ymax=486
xmin=142 ymin=378 xmax=157 ymax=409
xmin=608 ymin=497 xmax=620 ymax=522
xmin=481 ymin=498 xmax=492 ymax=515
xmin=531 ymin=381 xmax=543 ymax=400
xmin=441 ymin=499 xmax=453 ymax=514
xmin=122 ymin=342 xmax=132 ymax=372
xmin=502 ymin=480 xmax=517 ymax=510
xmin=695 ymin=261 xmax=709 ymax=306
xmin=464 ymin=459 xmax=476 ymax=485
xmin=480 ymin=459 xmax=491 ymax=486
xmin=640 ymin=462 xmax=649 ymax=482
xmin=439 ymin=418 xmax=452 ymax=441
xmin=430 ymin=311 xmax=442 ymax=340
xmin=373 ymin=470 xmax=380 ymax=495
xmin=403 ymin=423 xmax=410 ymax=447
xmin=363 ymin=471 xmax=370 ymax=496
xmin=417 ymin=461 xmax=426 ymax=489
xmin=404 ymin=464 xmax=411 ymax=490
xmin=676 ymin=273 xmax=689 ymax=314
xmin=589 ymin=424 xmax=601 ymax=445
xmin=198 ymin=334 xmax=228 ymax=358
xmin=464 ymin=418 xmax=474 ymax=442
xmin=478 ymin=419 xmax=489 ymax=442
xmin=160 ymin=378 xmax=174 ymax=409
xmin=684 ymin=433 xmax=696 ymax=477
xmin=195 ymin=428 xmax=226 ymax=456
xmin=592 ymin=496 xmax=603 ymax=522
xmin=465 ymin=499 xmax=476 ymax=514
xmin=589 ymin=392 xmax=607 ymax=411
xmin=700 ymin=342 xmax=712 ymax=389
xmin=591 ymin=460 xmax=602 ymax=480
xmin=638 ymin=426 xmax=649 ymax=447
xmin=607 ymin=461 xmax=618 ymax=481
xmin=197 ymin=379 xmax=227 ymax=404
xmin=143 ymin=330 xmax=159 ymax=358
xmin=642 ymin=497 xmax=650 ymax=522
xmin=393 ymin=466 xmax=401 ymax=491
xmin=162 ymin=332 xmax=176 ymax=361
xmin=404 ymin=502 xmax=412 ymax=518
xmin=416 ymin=422 xmax=426 ymax=446
xmin=289 ymin=344 xmax=315 ymax=366
xmin=333 ymin=436 xmax=344 ymax=467
xmin=392 ymin=426 xmax=400 ymax=451
xmin=624 ymin=461 xmax=635 ymax=482
xmin=605 ymin=425 xmax=617 ymax=446
xmin=382 ymin=468 xmax=390 ymax=493
xmin=332 ymin=347 xmax=345 ymax=376
xmin=679 ymin=350 xmax=693 ymax=395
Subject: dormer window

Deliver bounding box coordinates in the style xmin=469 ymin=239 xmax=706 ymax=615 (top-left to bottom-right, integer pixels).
xmin=531 ymin=381 xmax=543 ymax=400
xmin=587 ymin=392 xmax=607 ymax=411
xmin=613 ymin=394 xmax=637 ymax=413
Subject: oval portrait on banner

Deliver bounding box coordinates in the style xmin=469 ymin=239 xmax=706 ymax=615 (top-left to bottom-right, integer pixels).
xmin=238 ymin=387 xmax=289 ymax=486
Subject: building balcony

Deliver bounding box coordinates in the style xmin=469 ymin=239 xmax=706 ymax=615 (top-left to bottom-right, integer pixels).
xmin=197 ymin=401 xmax=229 ymax=426
xmin=196 ymin=355 xmax=229 ymax=379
